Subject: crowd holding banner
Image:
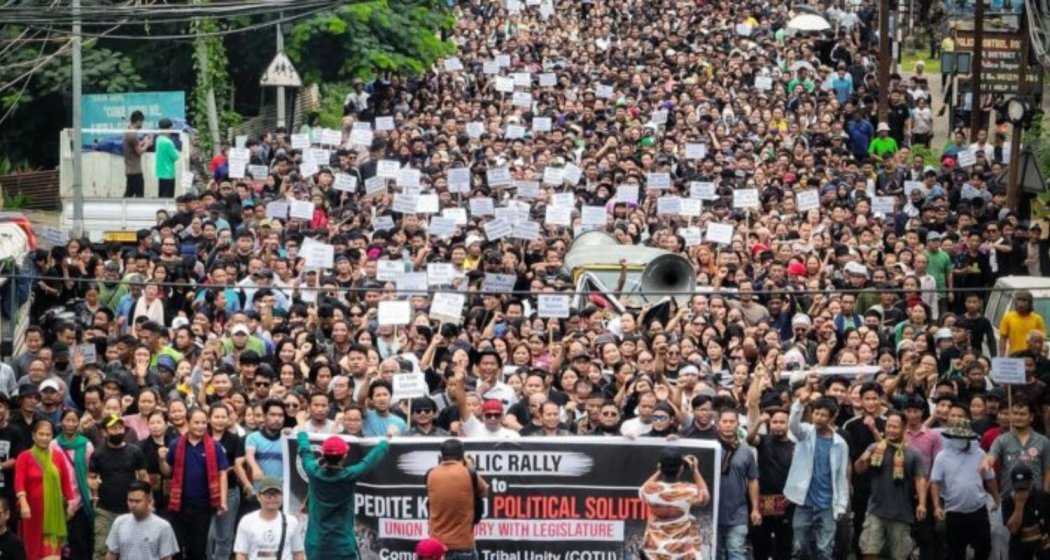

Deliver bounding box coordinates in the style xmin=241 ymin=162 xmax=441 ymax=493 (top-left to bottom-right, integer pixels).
xmin=2 ymin=0 xmax=1050 ymax=558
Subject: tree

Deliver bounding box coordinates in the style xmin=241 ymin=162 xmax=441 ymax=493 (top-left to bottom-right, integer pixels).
xmin=287 ymin=0 xmax=456 ymax=83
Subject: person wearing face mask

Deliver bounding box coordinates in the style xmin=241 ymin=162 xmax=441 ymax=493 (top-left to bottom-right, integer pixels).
xmin=930 ymin=421 xmax=1000 ymax=560
xmin=88 ymin=415 xmax=148 ymax=560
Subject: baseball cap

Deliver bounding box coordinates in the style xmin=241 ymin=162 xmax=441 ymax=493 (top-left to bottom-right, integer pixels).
xmin=679 ymin=365 xmax=700 ymax=377
xmin=481 ymin=400 xmax=504 ymax=414
xmin=231 ymin=324 xmax=250 ymax=336
xmin=934 ymin=328 xmax=953 ymax=341
xmin=39 ymin=379 xmax=62 ymax=393
xmin=321 ymin=436 xmax=349 ymax=457
xmin=258 ymin=477 xmax=283 ymax=494
xmin=415 ymin=538 xmax=447 ymax=559
xmin=156 ymin=355 xmax=177 ymax=372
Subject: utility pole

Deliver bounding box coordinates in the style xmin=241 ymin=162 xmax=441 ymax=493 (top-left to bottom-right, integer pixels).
xmin=276 ymin=12 xmax=286 ymax=129
xmin=194 ymin=0 xmax=221 ymax=156
xmin=970 ymin=0 xmax=985 ymax=139
xmin=1006 ymin=9 xmax=1030 ymax=211
xmin=71 ymin=0 xmax=83 ymax=237
xmin=878 ymin=0 xmax=891 ymax=122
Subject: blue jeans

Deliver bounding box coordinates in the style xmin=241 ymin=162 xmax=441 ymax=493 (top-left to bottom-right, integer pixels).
xmin=716 ymin=524 xmax=748 ymax=560
xmin=207 ymin=485 xmax=241 ymax=560
xmin=792 ymin=505 xmax=836 ymax=560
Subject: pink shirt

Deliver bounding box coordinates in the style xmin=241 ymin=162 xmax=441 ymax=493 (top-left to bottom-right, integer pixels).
xmin=906 ymin=426 xmax=943 ymax=475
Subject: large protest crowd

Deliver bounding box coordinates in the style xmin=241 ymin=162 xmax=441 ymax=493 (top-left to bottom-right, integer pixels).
xmin=2 ymin=0 xmax=1050 ymax=558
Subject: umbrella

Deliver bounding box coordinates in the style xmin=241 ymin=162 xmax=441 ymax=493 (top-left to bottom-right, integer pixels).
xmin=786 ymin=13 xmax=831 ymax=32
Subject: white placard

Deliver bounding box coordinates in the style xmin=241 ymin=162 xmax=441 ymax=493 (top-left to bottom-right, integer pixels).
xmin=735 ymin=23 xmax=752 ymax=36
xmin=428 ymin=216 xmax=457 ymax=238
xmin=289 ymin=200 xmax=315 ymax=220
xmin=417 ymin=192 xmax=440 ymax=214
xmin=581 ymin=205 xmax=607 ymax=226
xmin=430 ymin=292 xmax=466 ymax=324
xmin=334 ymin=173 xmax=358 ymax=192
xmin=364 ymin=176 xmax=387 ymax=197
xmin=689 ymin=181 xmax=717 ymax=200
xmin=685 ymin=143 xmax=707 ymax=160
xmin=376 ymin=259 xmax=404 ymax=282
xmin=904 ymin=181 xmax=924 ymax=197
xmin=248 ymin=164 xmax=269 ymax=179
xmin=291 ymin=134 xmax=309 ymax=149
xmin=320 ymin=128 xmax=343 ymax=146
xmin=496 ymin=54 xmax=511 ymax=67
xmin=466 ymin=122 xmax=485 ymax=139
xmin=551 ymin=192 xmax=575 ymax=208
xmin=646 ymin=173 xmax=671 ymax=190
xmin=537 ymin=294 xmax=571 ymax=318
xmin=375 ymin=116 xmax=395 ymax=132
xmin=377 ymin=159 xmax=401 ymax=179
xmin=470 ymin=197 xmax=495 ymax=216
xmin=378 ymin=301 xmax=412 ymax=326
xmin=349 ymin=128 xmax=374 ymax=147
xmin=392 ymin=373 xmax=428 ymax=401
xmin=680 ymin=227 xmax=703 ymax=246
xmin=235 ymin=134 xmax=247 ymax=149
xmin=511 ymin=91 xmax=533 ymax=108
xmin=616 ymin=184 xmax=639 ymax=204
xmin=512 ymin=72 xmax=531 ymax=87
xmin=484 ymin=217 xmax=512 ymax=240
xmin=957 ymin=149 xmax=977 ymax=168
xmin=680 ymin=198 xmax=702 ymax=217
xmin=657 ymin=196 xmax=682 ymax=215
xmin=797 ymin=189 xmax=820 ymax=212
xmin=539 ymin=73 xmax=557 ymax=87
xmin=397 ymin=167 xmax=422 ymax=189
xmin=596 ymin=84 xmax=614 ymax=99
xmin=266 ymin=201 xmax=288 ymax=219
xmin=447 ymin=167 xmax=471 ymax=192
xmin=505 ymin=124 xmax=527 ymax=139
xmin=543 ymin=166 xmax=564 ymax=186
xmin=733 ymin=189 xmax=760 ymax=209
xmin=516 ymin=180 xmax=540 ymax=199
xmin=755 ymin=76 xmax=773 ymax=91
xmin=483 ymin=61 xmax=500 ymax=75
xmin=486 ymin=167 xmax=512 ymax=187
xmin=563 ymin=163 xmax=582 ymax=185
xmin=495 ymin=76 xmax=515 ymax=93
xmin=302 ymin=241 xmax=335 ymax=269
xmin=545 ymin=205 xmax=572 ymax=226
xmin=512 ymin=221 xmax=541 ymax=241
xmin=706 ymin=222 xmax=734 ymax=244
xmin=483 ymin=273 xmax=518 ymax=293
xmin=373 ymin=215 xmax=395 ymax=231
xmin=427 ymin=263 xmax=456 ymax=286
xmin=442 ymin=207 xmax=467 ymax=226
xmin=872 ymin=196 xmax=896 ymax=216
xmin=444 ymin=57 xmax=464 ymax=72
xmin=650 ymin=110 xmax=668 ymax=125
xmin=392 ymin=193 xmax=419 ymax=214
xmin=395 ymin=272 xmax=426 ymax=293
xmin=532 ymin=117 xmax=552 ymax=132
xmin=991 ymin=357 xmax=1026 ymax=384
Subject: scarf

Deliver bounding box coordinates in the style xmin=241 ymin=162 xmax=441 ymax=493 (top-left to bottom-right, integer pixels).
xmin=56 ymin=434 xmax=93 ymax=519
xmin=870 ymin=439 xmax=906 ymax=480
xmin=719 ymin=437 xmax=739 ymax=475
xmin=30 ymin=446 xmax=66 ymax=547
xmin=168 ymin=434 xmax=221 ymax=512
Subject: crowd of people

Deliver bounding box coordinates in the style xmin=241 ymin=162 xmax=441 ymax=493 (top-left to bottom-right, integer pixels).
xmin=3 ymin=0 xmax=1050 ymax=558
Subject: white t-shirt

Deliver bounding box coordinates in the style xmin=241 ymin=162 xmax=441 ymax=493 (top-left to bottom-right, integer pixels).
xmin=462 ymin=415 xmax=521 ymax=439
xmin=105 ymin=513 xmax=179 ymax=560
xmin=234 ymin=510 xmax=305 ymax=560
xmin=620 ymin=417 xmax=653 ymax=438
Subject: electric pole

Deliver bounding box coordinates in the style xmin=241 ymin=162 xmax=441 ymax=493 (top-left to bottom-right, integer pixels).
xmin=276 ymin=12 xmax=286 ymax=129
xmin=970 ymin=0 xmax=984 ymax=139
xmin=71 ymin=0 xmax=83 ymax=237
xmin=194 ymin=0 xmax=221 ymax=156
xmin=878 ymin=0 xmax=891 ymax=122
xmin=1006 ymin=9 xmax=1029 ymax=210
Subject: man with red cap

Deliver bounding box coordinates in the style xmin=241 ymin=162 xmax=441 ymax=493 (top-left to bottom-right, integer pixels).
xmin=295 ymin=430 xmax=390 ymax=559
xmin=450 ymin=372 xmax=520 ymax=438
xmin=415 ymin=537 xmax=447 ymax=560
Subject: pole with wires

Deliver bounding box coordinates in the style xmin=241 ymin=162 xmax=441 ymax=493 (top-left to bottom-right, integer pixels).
xmin=276 ymin=11 xmax=286 ymax=129
xmin=71 ymin=0 xmax=83 ymax=237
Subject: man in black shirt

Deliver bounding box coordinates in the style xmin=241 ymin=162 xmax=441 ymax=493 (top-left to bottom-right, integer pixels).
xmin=841 ymin=382 xmax=887 ymax=558
xmin=88 ymin=415 xmax=147 ymax=560
xmin=679 ymin=394 xmax=718 ymax=439
xmin=747 ymin=389 xmax=795 ymax=560
xmin=958 ymin=293 xmax=997 ymax=356
xmin=0 ymin=395 xmax=27 ymax=534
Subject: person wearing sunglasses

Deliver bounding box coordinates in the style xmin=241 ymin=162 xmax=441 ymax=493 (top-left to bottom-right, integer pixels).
xmin=405 ymin=397 xmax=448 ymax=437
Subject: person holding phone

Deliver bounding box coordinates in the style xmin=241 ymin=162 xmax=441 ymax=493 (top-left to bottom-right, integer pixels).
xmin=426 ymin=439 xmax=488 ymax=560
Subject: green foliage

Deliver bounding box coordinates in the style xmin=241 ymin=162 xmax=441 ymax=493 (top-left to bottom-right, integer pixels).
xmin=316 ymin=82 xmax=356 ymax=129
xmin=1 ymin=193 xmax=29 ymax=210
xmin=910 ymin=144 xmax=939 ymax=167
xmin=1024 ymin=113 xmax=1050 ymax=183
xmin=288 ymin=0 xmax=456 ymax=83
xmin=190 ymin=8 xmax=241 ymax=156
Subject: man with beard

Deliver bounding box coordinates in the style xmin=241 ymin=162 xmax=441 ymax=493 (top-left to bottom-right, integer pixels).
xmin=855 ymin=410 xmax=928 ymax=560
xmin=747 ymin=378 xmax=795 ymax=560
xmin=932 ymin=421 xmax=999 ymax=560
xmin=715 ymin=408 xmax=761 ymax=560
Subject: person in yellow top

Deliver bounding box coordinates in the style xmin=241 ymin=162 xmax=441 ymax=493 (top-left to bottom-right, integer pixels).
xmin=999 ymin=290 xmax=1046 ymax=356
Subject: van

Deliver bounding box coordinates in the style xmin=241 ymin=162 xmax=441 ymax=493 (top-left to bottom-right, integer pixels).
xmin=984 ymin=276 xmax=1050 ymax=337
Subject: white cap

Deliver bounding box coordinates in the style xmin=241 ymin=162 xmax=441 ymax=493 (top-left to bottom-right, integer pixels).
xmin=231 ymin=323 xmax=250 ymax=336
xmin=39 ymin=379 xmax=62 ymax=393
xmin=844 ymin=261 xmax=868 ymax=277
xmin=792 ymin=313 xmax=812 ymax=327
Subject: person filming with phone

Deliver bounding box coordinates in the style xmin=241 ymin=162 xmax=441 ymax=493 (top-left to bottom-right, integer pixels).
xmin=426 ymin=439 xmax=488 ymax=560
